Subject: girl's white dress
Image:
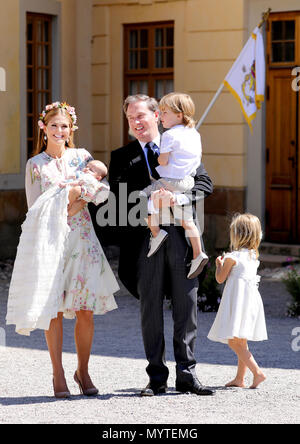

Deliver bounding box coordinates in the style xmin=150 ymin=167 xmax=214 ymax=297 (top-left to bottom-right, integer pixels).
xmin=207 ymin=249 xmax=267 ymax=344
xmin=6 ymin=148 xmax=119 ymax=336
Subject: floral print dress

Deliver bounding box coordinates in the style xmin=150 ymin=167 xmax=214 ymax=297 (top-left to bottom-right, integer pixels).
xmin=7 ymin=148 xmax=118 ymax=333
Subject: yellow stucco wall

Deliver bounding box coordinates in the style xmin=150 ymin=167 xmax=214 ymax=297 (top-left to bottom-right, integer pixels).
xmin=185 ymin=0 xmax=247 ymax=188
xmin=91 ymin=0 xmax=248 ymax=186
xmin=58 ymin=0 xmax=77 ymax=107
xmin=0 ymin=0 xmax=20 ymax=175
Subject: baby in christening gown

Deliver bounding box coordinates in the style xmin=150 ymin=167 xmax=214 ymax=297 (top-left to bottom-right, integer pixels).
xmin=60 ymin=159 xmax=109 ymax=212
xmin=6 ymin=148 xmax=119 ymax=336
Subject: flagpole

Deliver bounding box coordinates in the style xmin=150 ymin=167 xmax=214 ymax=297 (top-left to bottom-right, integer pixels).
xmin=195 ymin=83 xmax=224 ymax=130
xmin=258 ymin=8 xmax=271 ymax=29
xmin=195 ymin=7 xmax=271 ymax=131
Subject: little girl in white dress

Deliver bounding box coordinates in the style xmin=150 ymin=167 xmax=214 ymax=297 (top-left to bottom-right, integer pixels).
xmin=207 ymin=213 xmax=268 ymax=389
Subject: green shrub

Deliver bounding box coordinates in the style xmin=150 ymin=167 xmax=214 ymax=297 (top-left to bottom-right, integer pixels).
xmin=282 ymin=267 xmax=300 ymax=318
xmin=197 ymin=257 xmax=222 ymax=312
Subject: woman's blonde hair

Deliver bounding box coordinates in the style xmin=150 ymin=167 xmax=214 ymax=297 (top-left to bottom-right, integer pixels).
xmin=32 ymin=107 xmax=75 ymax=157
xmin=159 ymin=92 xmax=196 ymax=128
xmin=230 ymin=213 xmax=262 ymax=258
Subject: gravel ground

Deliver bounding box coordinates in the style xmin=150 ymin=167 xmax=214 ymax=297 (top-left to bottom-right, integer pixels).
xmin=0 ymin=259 xmax=299 ymax=425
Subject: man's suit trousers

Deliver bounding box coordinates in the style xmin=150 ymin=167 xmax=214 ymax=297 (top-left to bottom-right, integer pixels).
xmin=137 ymin=225 xmax=198 ymax=384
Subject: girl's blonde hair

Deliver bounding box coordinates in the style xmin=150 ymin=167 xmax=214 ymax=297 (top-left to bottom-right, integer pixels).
xmin=32 ymin=107 xmax=75 ymax=157
xmin=230 ymin=213 xmax=262 ymax=258
xmin=159 ymin=92 xmax=195 ymax=128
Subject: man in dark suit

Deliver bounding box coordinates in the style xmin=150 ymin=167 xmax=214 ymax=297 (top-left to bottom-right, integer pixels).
xmin=103 ymin=94 xmax=215 ymax=396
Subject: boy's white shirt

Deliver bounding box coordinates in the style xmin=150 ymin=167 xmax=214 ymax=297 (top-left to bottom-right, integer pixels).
xmin=138 ymin=134 xmax=190 ymax=214
xmin=156 ymin=124 xmax=202 ymax=179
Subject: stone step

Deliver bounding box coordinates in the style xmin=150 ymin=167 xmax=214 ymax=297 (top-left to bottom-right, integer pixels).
xmin=259 ymin=253 xmax=299 ymax=269
xmin=260 ymin=242 xmax=300 ymax=257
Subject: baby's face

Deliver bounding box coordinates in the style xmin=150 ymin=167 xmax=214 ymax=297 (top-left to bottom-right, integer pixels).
xmin=84 ymin=161 xmax=107 ymax=180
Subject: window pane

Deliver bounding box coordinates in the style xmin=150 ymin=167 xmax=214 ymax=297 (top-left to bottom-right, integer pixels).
xmin=129 ymin=80 xmax=148 ymax=95
xmin=27 ymin=44 xmax=33 ymax=65
xmin=155 ymin=79 xmax=174 ymax=99
xmin=129 ymin=80 xmax=138 ymax=95
xmin=37 ymin=21 xmax=42 ymax=42
xmin=155 ymin=80 xmax=164 ymax=99
xmin=140 ymin=50 xmax=148 ymax=68
xmin=37 ymin=92 xmax=42 ymax=113
xmin=27 ymin=92 xmax=33 ymax=113
xmin=155 ymin=50 xmax=163 ymax=68
xmin=272 ymin=41 xmax=295 ymax=63
xmin=166 ymin=27 xmax=173 ymax=46
xmin=155 ymin=29 xmax=163 ymax=47
xmin=272 ymin=20 xmax=295 ymax=41
xmin=129 ymin=51 xmax=137 ymax=69
xmin=140 ymin=29 xmax=148 ymax=48
xmin=41 ymin=92 xmax=47 ymax=109
xmin=46 ymin=92 xmax=51 ymax=104
xmin=139 ymin=80 xmax=148 ymax=95
xmin=27 ymin=116 xmax=33 ymax=138
xmin=27 ymin=22 xmax=33 ymax=41
xmin=130 ymin=30 xmax=138 ymax=49
xmin=27 ymin=140 xmax=33 ymax=158
xmin=272 ymin=21 xmax=283 ymax=40
xmin=43 ymin=70 xmax=49 ymax=90
xmin=284 ymin=20 xmax=295 ymax=40
xmin=37 ymin=44 xmax=43 ymax=67
xmin=272 ymin=42 xmax=283 ymax=62
xmin=44 ymin=45 xmax=49 ymax=66
xmin=37 ymin=69 xmax=42 ymax=89
xmin=285 ymin=42 xmax=295 ymax=62
xmin=44 ymin=21 xmax=49 ymax=42
xmin=165 ymin=79 xmax=174 ymax=94
xmin=166 ymin=49 xmax=173 ymax=68
xmin=27 ymin=68 xmax=33 ymax=89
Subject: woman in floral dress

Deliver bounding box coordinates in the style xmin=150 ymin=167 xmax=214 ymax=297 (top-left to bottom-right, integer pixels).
xmin=6 ymin=102 xmax=119 ymax=398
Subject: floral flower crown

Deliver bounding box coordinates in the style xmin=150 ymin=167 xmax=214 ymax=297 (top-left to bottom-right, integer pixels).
xmin=38 ymin=101 xmax=78 ymax=131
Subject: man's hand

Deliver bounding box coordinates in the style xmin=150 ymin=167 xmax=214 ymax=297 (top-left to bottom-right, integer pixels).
xmin=151 ymin=189 xmax=176 ymax=209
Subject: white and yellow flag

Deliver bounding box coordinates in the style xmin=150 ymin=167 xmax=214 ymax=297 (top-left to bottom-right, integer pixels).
xmin=223 ymin=27 xmax=265 ymax=130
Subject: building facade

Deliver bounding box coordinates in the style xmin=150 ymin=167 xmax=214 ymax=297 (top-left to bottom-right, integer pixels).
xmin=0 ymin=0 xmax=299 ymax=258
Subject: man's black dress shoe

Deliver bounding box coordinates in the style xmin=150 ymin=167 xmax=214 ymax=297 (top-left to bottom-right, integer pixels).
xmin=140 ymin=382 xmax=168 ymax=396
xmin=175 ymin=377 xmax=215 ymax=396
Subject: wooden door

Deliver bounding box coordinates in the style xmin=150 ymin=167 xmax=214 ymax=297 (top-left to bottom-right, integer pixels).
xmin=266 ymin=12 xmax=300 ymax=242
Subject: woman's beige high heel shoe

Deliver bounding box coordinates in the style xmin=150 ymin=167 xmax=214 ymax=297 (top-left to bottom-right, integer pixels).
xmin=52 ymin=379 xmax=71 ymax=399
xmin=74 ymin=371 xmax=99 ymax=396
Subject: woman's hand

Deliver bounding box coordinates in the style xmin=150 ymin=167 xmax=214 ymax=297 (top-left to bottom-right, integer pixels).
xmin=68 ymin=185 xmax=82 ymax=205
xmin=68 ymin=199 xmax=87 ymax=217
